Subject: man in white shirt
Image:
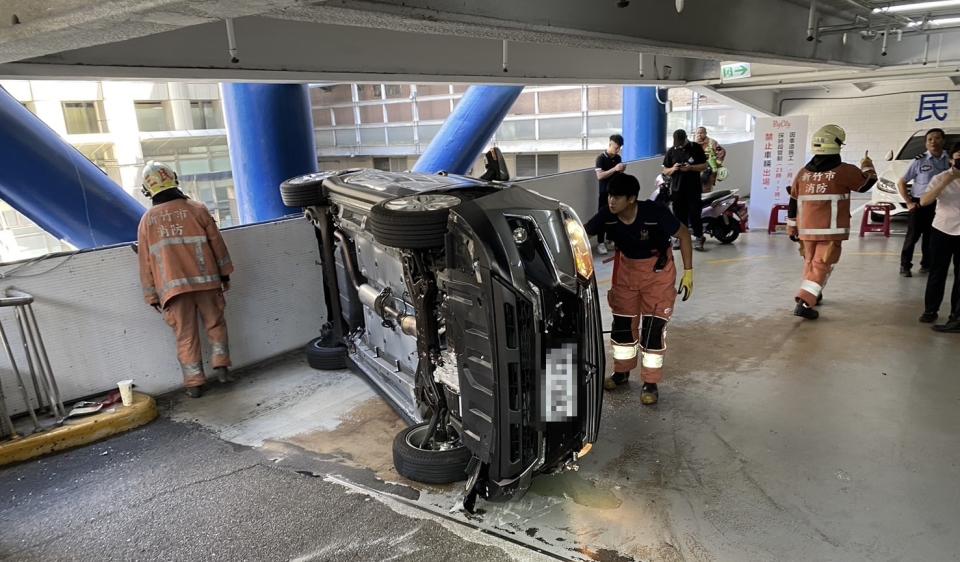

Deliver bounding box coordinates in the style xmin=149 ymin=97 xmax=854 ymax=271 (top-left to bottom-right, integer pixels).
xmin=918 ymin=141 xmax=960 ymax=332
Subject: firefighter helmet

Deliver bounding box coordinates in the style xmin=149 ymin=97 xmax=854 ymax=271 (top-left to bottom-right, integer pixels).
xmin=811 ymin=124 xmax=846 ymax=156
xmin=140 ymin=161 xmax=180 ymax=198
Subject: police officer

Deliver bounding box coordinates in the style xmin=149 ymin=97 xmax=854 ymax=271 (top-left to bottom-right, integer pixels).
xmin=899 ymin=128 xmax=950 ymax=277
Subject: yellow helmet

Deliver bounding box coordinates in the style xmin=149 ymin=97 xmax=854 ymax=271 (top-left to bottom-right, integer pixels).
xmin=811 ymin=124 xmax=846 ymax=156
xmin=140 ymin=161 xmax=179 ymax=198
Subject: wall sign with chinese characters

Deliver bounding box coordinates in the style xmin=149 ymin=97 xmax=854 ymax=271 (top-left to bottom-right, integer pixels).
xmin=748 ymin=116 xmax=809 ymax=230
xmin=916 ymin=92 xmax=949 ymax=122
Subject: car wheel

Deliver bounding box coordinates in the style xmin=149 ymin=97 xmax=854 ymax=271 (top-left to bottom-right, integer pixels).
xmin=280 ymin=173 xmax=330 ymax=207
xmin=392 ymin=422 xmax=472 ymax=484
xmin=305 ymin=336 xmax=347 ymax=370
xmin=368 ymin=194 xmax=461 ymax=250
xmin=715 ymin=220 xmax=740 ymax=244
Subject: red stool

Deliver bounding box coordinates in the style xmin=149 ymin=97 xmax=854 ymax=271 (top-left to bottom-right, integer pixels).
xmin=768 ymin=204 xmax=790 ymax=234
xmin=860 ymin=203 xmax=894 ymax=237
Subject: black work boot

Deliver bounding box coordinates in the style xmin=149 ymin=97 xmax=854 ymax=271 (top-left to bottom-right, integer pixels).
xmin=794 ymin=301 xmax=819 ymax=320
xmin=603 ymin=372 xmax=630 ymax=391
xmin=900 ymin=267 xmax=912 ymax=278
xmin=185 ymin=385 xmax=205 ymax=398
xmin=932 ymin=319 xmax=960 ymax=333
xmin=640 ymin=383 xmax=659 ymax=405
xmin=920 ymin=266 xmax=930 ymax=274
xmin=919 ymin=311 xmax=938 ymax=323
xmin=214 ymin=367 xmax=234 ymax=384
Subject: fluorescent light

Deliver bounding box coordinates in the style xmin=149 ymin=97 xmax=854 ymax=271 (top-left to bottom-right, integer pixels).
xmin=873 ymin=0 xmax=960 ymax=13
xmin=906 ymin=15 xmax=960 ymax=24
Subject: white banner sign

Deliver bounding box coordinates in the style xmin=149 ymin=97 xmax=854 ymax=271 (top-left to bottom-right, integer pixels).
xmin=748 ymin=116 xmax=809 ymax=230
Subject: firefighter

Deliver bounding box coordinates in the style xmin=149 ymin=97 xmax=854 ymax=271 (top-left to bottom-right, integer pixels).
xmin=787 ymin=125 xmax=877 ymax=320
xmin=137 ymin=161 xmax=234 ymax=397
xmin=585 ymin=173 xmax=694 ymax=405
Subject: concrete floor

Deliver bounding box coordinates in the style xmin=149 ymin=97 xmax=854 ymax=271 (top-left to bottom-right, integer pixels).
xmin=2 ymin=226 xmax=960 ymax=562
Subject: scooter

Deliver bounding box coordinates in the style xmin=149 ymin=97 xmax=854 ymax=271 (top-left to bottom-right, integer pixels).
xmin=651 ymin=176 xmax=749 ymax=245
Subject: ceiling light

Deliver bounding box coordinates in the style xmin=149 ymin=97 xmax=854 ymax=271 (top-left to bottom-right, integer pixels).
xmin=907 ymin=15 xmax=960 ymax=24
xmin=873 ymin=0 xmax=960 ymax=14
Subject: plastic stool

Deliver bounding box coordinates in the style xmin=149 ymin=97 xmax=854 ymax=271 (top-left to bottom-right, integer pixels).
xmin=860 ymin=203 xmax=894 ymax=237
xmin=768 ymin=204 xmax=790 ymax=234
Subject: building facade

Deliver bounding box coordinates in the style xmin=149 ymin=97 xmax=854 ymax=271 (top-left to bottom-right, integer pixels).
xmin=0 ymin=80 xmax=755 ymax=262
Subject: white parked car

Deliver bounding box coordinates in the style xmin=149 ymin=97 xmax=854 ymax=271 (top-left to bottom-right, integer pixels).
xmin=871 ymin=128 xmax=960 ymax=221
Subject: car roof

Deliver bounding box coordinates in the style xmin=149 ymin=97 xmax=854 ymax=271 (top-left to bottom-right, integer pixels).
xmin=909 ymin=127 xmax=960 ymax=135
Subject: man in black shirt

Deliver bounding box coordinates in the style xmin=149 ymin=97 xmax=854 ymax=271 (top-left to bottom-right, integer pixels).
xmin=585 ymin=173 xmax=694 ymax=405
xmin=594 ymin=134 xmax=626 ymax=256
xmin=662 ymin=129 xmax=708 ymax=251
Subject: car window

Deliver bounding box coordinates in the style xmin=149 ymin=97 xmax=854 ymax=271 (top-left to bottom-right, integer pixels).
xmin=896 ymin=134 xmax=960 ymax=160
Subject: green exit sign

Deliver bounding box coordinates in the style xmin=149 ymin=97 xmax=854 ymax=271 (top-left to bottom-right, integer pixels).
xmin=721 ymin=62 xmax=752 ymax=80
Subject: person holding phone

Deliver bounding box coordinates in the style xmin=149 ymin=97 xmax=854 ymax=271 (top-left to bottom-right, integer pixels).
xmin=917 ymin=142 xmax=960 ymax=332
xmin=595 ymin=134 xmax=626 ymax=255
xmin=663 ymin=129 xmax=709 ymax=251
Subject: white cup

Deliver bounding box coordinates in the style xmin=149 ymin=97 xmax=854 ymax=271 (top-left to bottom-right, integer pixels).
xmin=117 ymin=380 xmax=134 ymax=407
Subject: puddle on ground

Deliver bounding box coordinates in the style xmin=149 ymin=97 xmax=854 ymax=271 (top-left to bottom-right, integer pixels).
xmin=529 ymin=470 xmax=623 ymax=509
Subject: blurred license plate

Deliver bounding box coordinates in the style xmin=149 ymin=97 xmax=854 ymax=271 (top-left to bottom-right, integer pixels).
xmin=542 ymin=344 xmax=577 ymax=422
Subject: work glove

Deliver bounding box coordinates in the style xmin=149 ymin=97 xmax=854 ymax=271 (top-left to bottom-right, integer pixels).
xmin=860 ymin=156 xmax=875 ymax=172
xmin=677 ymin=269 xmax=694 ymax=301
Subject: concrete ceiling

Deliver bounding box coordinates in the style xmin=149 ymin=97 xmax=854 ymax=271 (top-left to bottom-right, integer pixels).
xmin=0 ymin=1 xmax=958 ymax=99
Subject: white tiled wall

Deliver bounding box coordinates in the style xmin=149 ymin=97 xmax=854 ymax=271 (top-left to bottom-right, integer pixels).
xmin=780 ymin=80 xmax=960 ymax=164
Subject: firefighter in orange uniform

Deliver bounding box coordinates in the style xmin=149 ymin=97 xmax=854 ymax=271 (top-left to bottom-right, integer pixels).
xmin=137 ymin=161 xmax=235 ymax=397
xmin=787 ymin=125 xmax=877 ymax=319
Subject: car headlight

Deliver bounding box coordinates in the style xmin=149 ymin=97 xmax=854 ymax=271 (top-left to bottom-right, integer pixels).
xmin=877 ymin=178 xmax=898 ymax=194
xmin=564 ymin=218 xmax=594 ymax=280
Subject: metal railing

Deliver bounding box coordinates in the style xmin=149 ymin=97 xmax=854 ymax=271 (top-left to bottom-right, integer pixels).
xmin=0 ymin=289 xmax=64 ymax=440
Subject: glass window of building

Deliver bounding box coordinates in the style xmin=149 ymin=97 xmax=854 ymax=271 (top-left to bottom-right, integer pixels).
xmin=135 ymin=101 xmax=172 ymax=132
xmin=335 ymin=129 xmax=357 ymax=147
xmin=333 ymin=107 xmax=355 ymax=126
xmin=497 ymin=119 xmax=536 ymax=141
xmin=312 ymin=108 xmax=333 ymax=127
xmin=190 ymin=100 xmax=224 ymax=129
xmin=538 ymin=116 xmax=583 ymax=140
xmin=508 ymin=92 xmax=536 ymax=116
xmin=587 ymin=86 xmax=622 ymax=111
xmin=452 ymin=84 xmax=469 ymax=93
xmin=417 ymin=99 xmax=451 ymax=121
xmin=358 ymin=105 xmax=385 ymax=124
xmin=373 ymin=157 xmax=408 ymax=171
xmin=62 ymin=101 xmax=106 ymax=134
xmin=315 ymin=130 xmax=336 ymax=148
xmin=76 ymin=144 xmax=122 ymax=184
xmin=588 ymin=114 xmax=622 ymax=141
xmin=537 ymin=89 xmax=582 ymax=114
xmin=384 ymin=84 xmax=411 ymax=99
xmin=415 ymin=84 xmax=451 ymax=96
xmin=359 ymin=127 xmax=387 ymax=146
xmin=385 ymin=103 xmax=414 ymax=123
xmin=387 ymin=125 xmax=415 ymax=145
xmin=515 ymin=154 xmax=558 ymax=178
xmin=357 ymin=84 xmax=383 ymax=101
xmin=311 ymin=84 xmax=353 ymax=106
xmin=418 ymin=123 xmax=442 ymax=145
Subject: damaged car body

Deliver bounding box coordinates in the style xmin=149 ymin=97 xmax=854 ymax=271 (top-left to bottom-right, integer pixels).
xmin=280 ymin=169 xmax=604 ymax=508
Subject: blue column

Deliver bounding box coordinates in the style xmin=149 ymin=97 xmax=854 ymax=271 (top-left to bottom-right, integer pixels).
xmin=412 ymin=85 xmax=523 ymax=175
xmin=221 ymin=84 xmax=318 ymax=223
xmin=621 ymin=87 xmax=668 ymax=161
xmin=0 ymin=88 xmax=143 ymax=248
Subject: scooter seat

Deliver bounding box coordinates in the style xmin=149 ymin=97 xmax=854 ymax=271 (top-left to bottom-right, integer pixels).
xmin=701 ymin=190 xmax=733 ymax=207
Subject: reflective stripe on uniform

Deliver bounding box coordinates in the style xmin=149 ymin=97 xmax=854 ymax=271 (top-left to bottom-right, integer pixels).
xmin=612 ymin=342 xmax=638 ymax=360
xmin=798 ymin=193 xmax=849 ymax=236
xmin=163 ymin=275 xmax=222 ymax=293
xmin=212 ymin=342 xmax=229 ymax=357
xmin=641 ymin=352 xmax=664 ymax=369
xmin=149 ymin=236 xmax=207 ymax=255
xmin=800 ymin=279 xmax=823 ymax=297
xmin=798 ymin=227 xmax=850 ymax=236
xmin=180 ymin=362 xmax=203 ymax=377
xmin=217 ymin=257 xmax=232 ymax=268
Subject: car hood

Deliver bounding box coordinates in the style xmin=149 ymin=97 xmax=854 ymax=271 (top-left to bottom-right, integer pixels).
xmin=879 ymin=160 xmax=912 ymax=183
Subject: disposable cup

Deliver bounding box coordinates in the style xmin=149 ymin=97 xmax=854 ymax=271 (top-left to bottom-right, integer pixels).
xmin=117 ymin=380 xmax=134 ymax=407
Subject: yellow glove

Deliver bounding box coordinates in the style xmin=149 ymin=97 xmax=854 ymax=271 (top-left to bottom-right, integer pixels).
xmin=678 ymin=269 xmax=694 ymax=301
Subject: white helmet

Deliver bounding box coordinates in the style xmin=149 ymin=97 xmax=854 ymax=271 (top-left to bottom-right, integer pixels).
xmin=811 ymin=124 xmax=846 ymax=156
xmin=140 ymin=161 xmax=179 ymax=198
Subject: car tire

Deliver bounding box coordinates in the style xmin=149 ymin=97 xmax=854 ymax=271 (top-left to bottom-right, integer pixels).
xmin=714 ymin=220 xmax=741 ymax=244
xmin=392 ymin=422 xmax=472 ymax=484
xmin=280 ymin=173 xmax=330 ymax=207
xmin=305 ymin=336 xmax=348 ymax=370
xmin=368 ymin=194 xmax=461 ymax=250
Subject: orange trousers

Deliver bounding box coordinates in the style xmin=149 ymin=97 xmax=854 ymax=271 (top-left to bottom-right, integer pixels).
xmin=796 ymin=240 xmax=843 ymax=307
xmin=162 ymin=289 xmax=230 ymax=387
xmin=608 ymin=254 xmax=677 ymax=383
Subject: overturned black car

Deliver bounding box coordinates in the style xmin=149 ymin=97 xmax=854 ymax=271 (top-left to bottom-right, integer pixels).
xmin=280 ymin=169 xmax=604 ymax=508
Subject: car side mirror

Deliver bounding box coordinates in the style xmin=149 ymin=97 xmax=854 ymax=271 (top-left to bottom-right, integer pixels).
xmin=885 ymin=150 xmax=894 ymax=161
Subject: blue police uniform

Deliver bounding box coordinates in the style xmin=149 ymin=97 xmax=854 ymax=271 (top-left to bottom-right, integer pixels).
xmin=901 ymin=151 xmax=950 ymax=272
